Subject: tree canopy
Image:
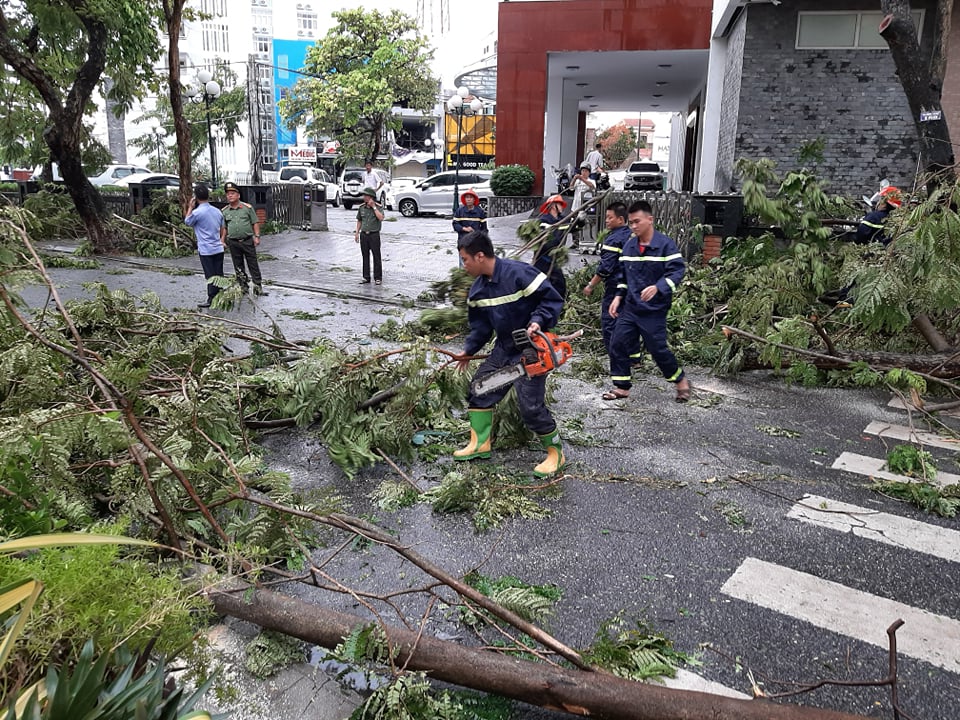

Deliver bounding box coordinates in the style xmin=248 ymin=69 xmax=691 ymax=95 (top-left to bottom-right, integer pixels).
xmin=596 ymin=122 xmax=638 ymax=170
xmin=279 ymin=8 xmax=438 ymax=163
xmin=0 ymin=0 xmax=162 ymax=251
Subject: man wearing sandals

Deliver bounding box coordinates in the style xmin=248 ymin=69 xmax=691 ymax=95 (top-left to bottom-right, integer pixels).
xmin=452 ymin=230 xmax=567 ymax=477
xmin=604 ymin=200 xmax=691 ymax=403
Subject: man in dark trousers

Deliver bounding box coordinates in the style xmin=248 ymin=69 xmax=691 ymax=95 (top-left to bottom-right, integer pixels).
xmin=604 ymin=200 xmax=691 ymax=403
xmin=453 ymin=230 xmax=567 ymax=477
xmin=221 ymin=181 xmax=267 ymax=296
xmin=184 ymin=183 xmax=225 ymax=308
xmin=582 ymin=201 xmax=640 ymax=360
xmin=354 ymin=187 xmax=384 ymax=284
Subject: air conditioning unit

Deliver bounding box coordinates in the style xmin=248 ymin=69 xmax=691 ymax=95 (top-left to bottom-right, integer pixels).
xmin=297 ymin=30 xmax=304 ymax=36
xmin=260 ymin=27 xmax=269 ymax=33
xmin=307 ymin=30 xmax=313 ymax=37
xmin=296 ymin=2 xmax=302 ymax=8
xmin=259 ymin=0 xmax=266 ymax=4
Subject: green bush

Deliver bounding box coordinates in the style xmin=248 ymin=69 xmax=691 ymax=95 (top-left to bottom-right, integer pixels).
xmin=490 ymin=164 xmax=535 ymax=197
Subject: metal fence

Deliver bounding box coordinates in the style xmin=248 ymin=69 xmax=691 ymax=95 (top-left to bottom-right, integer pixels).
xmin=598 ymin=191 xmax=695 ymax=256
xmin=270 ymin=183 xmax=327 ymax=230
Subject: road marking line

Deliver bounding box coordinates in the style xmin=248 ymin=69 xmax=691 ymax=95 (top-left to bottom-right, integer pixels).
xmin=787 ymin=494 xmax=960 ymax=564
xmin=721 ymin=558 xmax=960 ymax=673
xmin=887 ymin=397 xmax=960 ymax=418
xmin=863 ymin=421 xmax=960 ymax=451
xmin=660 ymin=669 xmax=750 ymax=699
xmin=831 ymin=451 xmax=958 ymax=488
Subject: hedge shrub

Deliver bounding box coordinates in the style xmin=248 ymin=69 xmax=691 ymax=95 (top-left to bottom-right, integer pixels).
xmin=490 ymin=164 xmax=535 ymax=197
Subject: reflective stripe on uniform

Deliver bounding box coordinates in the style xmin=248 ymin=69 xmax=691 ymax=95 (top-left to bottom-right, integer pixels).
xmin=666 ymin=369 xmax=683 ymax=382
xmin=468 ymin=273 xmax=547 ymax=308
xmin=861 ymin=220 xmax=884 ymax=229
xmin=611 ymin=374 xmax=631 ymax=382
xmin=665 ymin=278 xmax=676 ymax=291
xmin=600 ymin=244 xmax=623 ymax=253
xmin=621 ymin=253 xmax=683 ymax=263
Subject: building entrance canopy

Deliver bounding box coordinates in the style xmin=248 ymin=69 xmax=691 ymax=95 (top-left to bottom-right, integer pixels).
xmin=548 ymin=49 xmax=708 ymax=114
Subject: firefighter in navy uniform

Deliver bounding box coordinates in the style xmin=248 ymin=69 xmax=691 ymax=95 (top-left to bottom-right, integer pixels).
xmin=604 ymin=200 xmax=691 ymax=403
xmin=452 ymin=230 xmax=567 ymax=477
xmin=535 ymin=194 xmax=575 ymax=298
xmin=583 ymin=201 xmax=641 ymax=360
xmin=855 ymin=185 xmax=902 ymax=245
xmin=452 ymin=189 xmax=487 ymax=236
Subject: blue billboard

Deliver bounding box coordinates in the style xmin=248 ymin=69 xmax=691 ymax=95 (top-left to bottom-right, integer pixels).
xmin=273 ymin=38 xmax=314 ymax=150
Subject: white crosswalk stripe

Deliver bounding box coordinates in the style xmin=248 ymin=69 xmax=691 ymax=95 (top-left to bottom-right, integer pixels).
xmin=721 ymin=557 xmax=960 ymax=674
xmin=863 ymin=420 xmax=960 ymax=451
xmin=787 ymin=494 xmax=960 ymax=564
xmin=831 ymin=451 xmax=958 ymax=488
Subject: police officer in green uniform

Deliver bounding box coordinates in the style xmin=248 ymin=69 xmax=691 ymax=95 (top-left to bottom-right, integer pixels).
xmin=221 ymin=181 xmax=267 ymax=296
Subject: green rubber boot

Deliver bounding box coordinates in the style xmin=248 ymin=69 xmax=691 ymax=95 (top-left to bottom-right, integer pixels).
xmin=453 ymin=409 xmax=493 ymax=461
xmin=533 ymin=429 xmax=566 ymax=477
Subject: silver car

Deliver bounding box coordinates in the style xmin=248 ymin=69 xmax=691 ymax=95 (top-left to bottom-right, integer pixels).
xmin=394 ymin=170 xmax=493 ymax=217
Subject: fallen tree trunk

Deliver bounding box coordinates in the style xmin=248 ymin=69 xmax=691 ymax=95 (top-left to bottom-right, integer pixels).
xmin=723 ymin=326 xmax=960 ymax=393
xmin=208 ymin=581 xmax=872 ymax=720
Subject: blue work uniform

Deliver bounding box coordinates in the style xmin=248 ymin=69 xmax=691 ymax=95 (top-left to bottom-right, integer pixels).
xmin=608 ymin=230 xmax=686 ymax=391
xmin=453 ymin=205 xmax=487 ymax=235
xmin=594 ymin=224 xmax=639 ymax=359
xmin=534 ymin=211 xmax=572 ymax=298
xmin=855 ymin=209 xmax=892 ymax=245
xmin=464 ymin=257 xmax=564 ymax=435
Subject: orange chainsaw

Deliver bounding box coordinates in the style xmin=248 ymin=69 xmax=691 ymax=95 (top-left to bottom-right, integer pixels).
xmin=471 ymin=329 xmax=582 ymax=396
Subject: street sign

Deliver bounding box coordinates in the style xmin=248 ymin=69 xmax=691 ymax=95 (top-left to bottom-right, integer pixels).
xmin=920 ymin=110 xmax=942 ymax=122
xmin=289 ymin=147 xmax=317 ymax=162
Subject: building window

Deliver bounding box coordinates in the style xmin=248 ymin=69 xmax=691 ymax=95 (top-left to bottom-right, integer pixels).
xmin=297 ymin=12 xmax=317 ymax=31
xmin=255 ymin=36 xmax=270 ymax=54
xmin=200 ymin=0 xmax=226 ymax=17
xmin=796 ymin=10 xmax=923 ymax=50
xmin=202 ymin=23 xmax=230 ymax=54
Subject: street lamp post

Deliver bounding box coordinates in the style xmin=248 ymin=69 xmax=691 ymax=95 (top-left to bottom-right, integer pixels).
xmin=424 ymin=131 xmax=439 ymax=176
xmin=149 ymin=121 xmax=165 ymax=172
xmin=446 ymin=86 xmax=483 ymax=213
xmin=185 ymin=70 xmax=221 ymax=186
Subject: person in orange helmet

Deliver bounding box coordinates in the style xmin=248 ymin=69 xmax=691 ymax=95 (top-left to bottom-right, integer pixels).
xmin=535 ymin=194 xmax=572 ymax=297
xmin=856 ymin=185 xmax=902 ymax=245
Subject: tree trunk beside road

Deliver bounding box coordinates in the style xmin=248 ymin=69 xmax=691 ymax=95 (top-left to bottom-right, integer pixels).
xmin=208 ymin=581 xmax=874 ymax=720
xmin=879 ymin=1 xmax=956 ymax=192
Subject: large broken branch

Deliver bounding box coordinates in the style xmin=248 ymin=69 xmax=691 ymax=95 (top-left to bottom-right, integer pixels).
xmin=722 ymin=325 xmax=960 ymax=394
xmin=207 ymin=581 xmax=872 ymax=720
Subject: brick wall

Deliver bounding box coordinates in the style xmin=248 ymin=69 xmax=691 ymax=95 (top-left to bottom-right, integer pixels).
xmin=942 ymin=3 xmax=960 ymax=145
xmin=715 ymin=10 xmax=747 ymax=193
xmin=733 ymin=1 xmax=937 ymax=196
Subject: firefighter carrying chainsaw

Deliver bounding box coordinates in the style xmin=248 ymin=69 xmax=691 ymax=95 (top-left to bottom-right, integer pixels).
xmin=452 ymin=230 xmax=569 ymax=477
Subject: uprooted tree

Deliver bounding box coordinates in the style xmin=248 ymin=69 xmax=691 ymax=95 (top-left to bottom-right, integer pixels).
xmin=0 ymin=203 xmax=915 ymax=720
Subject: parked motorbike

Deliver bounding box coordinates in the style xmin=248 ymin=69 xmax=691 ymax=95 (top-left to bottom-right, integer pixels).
xmin=550 ymin=163 xmax=574 ymax=195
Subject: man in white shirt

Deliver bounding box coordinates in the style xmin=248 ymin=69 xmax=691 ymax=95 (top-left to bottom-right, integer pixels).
xmin=584 ymin=143 xmax=604 ymax=181
xmin=361 ymin=161 xmax=383 ymax=194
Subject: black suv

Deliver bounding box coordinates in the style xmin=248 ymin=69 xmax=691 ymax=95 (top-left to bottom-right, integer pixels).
xmin=624 ymin=162 xmax=664 ymax=191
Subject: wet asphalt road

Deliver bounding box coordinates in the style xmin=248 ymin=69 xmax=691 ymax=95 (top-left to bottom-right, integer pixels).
xmin=23 ymin=205 xmax=960 ymax=719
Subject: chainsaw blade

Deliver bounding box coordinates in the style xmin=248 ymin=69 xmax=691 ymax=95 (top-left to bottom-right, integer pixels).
xmin=471 ymin=364 xmax=527 ymax=396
